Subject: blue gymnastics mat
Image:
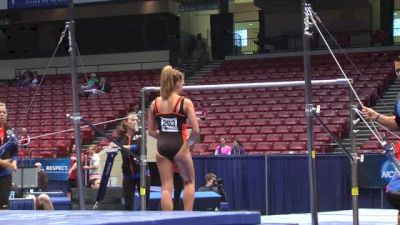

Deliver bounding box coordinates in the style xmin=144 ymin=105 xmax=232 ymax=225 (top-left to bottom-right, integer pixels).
xmin=0 ymin=210 xmax=261 ymax=225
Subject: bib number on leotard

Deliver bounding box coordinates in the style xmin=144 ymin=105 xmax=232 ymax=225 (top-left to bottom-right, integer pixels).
xmin=161 ymin=117 xmax=178 ymax=132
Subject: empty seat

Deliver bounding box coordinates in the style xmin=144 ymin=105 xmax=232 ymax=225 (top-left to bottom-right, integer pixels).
xmin=250 ymin=134 xmax=265 ymax=142
xmin=266 ymin=134 xmax=282 ymax=142
xmin=256 ymin=142 xmax=273 ymax=151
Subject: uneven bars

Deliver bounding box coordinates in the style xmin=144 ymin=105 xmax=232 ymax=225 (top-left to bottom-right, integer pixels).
xmin=142 ymin=78 xmax=351 ymax=92
xmin=138 ymin=78 xmax=352 ymax=210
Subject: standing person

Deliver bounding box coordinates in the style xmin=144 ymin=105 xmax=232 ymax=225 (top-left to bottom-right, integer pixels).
xmin=67 ymin=144 xmax=85 ymax=197
xmin=34 ymin=162 xmax=48 ymax=192
xmin=361 ymin=55 xmax=400 ymax=223
xmin=148 ymin=65 xmax=200 ymax=211
xmin=0 ymin=102 xmax=18 ymax=209
xmin=361 ymin=56 xmax=400 ymax=130
xmin=173 ymin=164 xmax=183 ymax=210
xmin=84 ymin=145 xmax=101 ymax=181
xmin=231 ymin=138 xmax=245 ymax=155
xmin=112 ymin=112 xmax=150 ymax=210
xmin=214 ymin=137 xmax=231 ymax=155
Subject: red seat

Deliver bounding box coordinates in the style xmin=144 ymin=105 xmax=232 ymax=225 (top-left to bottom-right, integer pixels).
xmin=238 ymin=119 xmax=253 ymax=126
xmin=201 ymin=128 xmax=215 ymax=135
xmin=282 ymin=134 xmax=298 ymax=142
xmin=248 ymin=112 xmax=261 ymax=119
xmin=203 ymin=135 xmax=218 ymax=143
xmin=233 ymin=112 xmax=247 ymax=120
xmin=210 ymin=120 xmax=224 ymax=127
xmin=269 ymin=118 xmax=283 ymax=126
xmin=230 ymin=127 xmax=244 ymax=135
xmin=259 ymin=126 xmax=276 ymax=134
xmin=215 ymin=127 xmax=228 ymax=135
xmin=242 ymin=142 xmax=255 ymax=151
xmin=266 ymin=134 xmax=282 ymax=142
xmin=254 ymin=119 xmax=267 ymax=126
xmin=250 ymin=134 xmax=265 ymax=142
xmin=234 ymin=135 xmax=249 ymax=143
xmin=275 ymin=126 xmax=290 ymax=134
xmin=291 ymin=125 xmax=306 ymax=133
xmin=193 ymin=143 xmax=208 ymax=153
xmin=256 ymin=142 xmax=273 ymax=151
xmin=284 ymin=118 xmax=299 ymax=125
xmin=289 ymin=142 xmax=307 ymax=151
xmin=272 ymin=142 xmax=289 ymax=151
xmin=224 ymin=120 xmax=238 ymax=127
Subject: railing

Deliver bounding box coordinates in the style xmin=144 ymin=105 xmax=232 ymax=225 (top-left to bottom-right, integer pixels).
xmin=394 ymin=28 xmax=400 ymax=44
xmin=231 ymin=29 xmax=395 ymax=55
xmin=14 ymin=60 xmax=169 ymax=78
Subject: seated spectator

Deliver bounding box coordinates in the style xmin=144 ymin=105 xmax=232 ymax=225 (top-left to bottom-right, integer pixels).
xmin=81 ymin=73 xmax=99 ymax=90
xmin=198 ymin=173 xmax=226 ymax=202
xmin=30 ymin=72 xmax=39 ymax=87
xmin=14 ymin=71 xmax=23 ymax=86
xmin=231 ymin=139 xmax=245 ymax=155
xmin=98 ymin=77 xmax=112 ymax=93
xmin=19 ymin=70 xmax=32 ymax=87
xmin=214 ymin=137 xmax=231 ymax=155
xmin=195 ymin=102 xmax=207 ymax=120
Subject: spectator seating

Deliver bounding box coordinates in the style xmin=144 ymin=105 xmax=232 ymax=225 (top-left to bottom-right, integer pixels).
xmin=189 ymin=51 xmax=396 ymax=155
xmin=0 ymin=69 xmax=160 ymax=158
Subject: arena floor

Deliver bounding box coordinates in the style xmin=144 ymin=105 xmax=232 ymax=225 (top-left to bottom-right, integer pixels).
xmin=261 ymin=208 xmax=397 ymax=225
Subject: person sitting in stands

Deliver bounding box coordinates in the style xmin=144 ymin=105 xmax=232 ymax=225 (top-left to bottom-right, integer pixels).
xmin=194 ymin=102 xmax=207 ymax=121
xmin=231 ymin=139 xmax=245 ymax=155
xmin=86 ymin=73 xmax=99 ymax=89
xmin=214 ymin=137 xmax=231 ymax=155
xmin=30 ymin=72 xmax=39 ymax=87
xmin=98 ymin=77 xmax=112 ymax=93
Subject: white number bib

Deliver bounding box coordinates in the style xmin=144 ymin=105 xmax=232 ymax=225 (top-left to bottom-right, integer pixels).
xmin=160 ymin=117 xmax=178 ymax=132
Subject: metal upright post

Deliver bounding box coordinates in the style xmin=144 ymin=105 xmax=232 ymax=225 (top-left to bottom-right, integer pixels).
xmin=302 ymin=1 xmax=318 ymax=224
xmin=349 ymin=90 xmax=359 ymax=225
xmin=140 ymin=90 xmax=148 ymax=210
xmin=68 ymin=0 xmax=85 ymax=210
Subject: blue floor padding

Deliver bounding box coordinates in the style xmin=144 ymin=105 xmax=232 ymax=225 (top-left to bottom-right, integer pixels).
xmin=0 ymin=210 xmax=261 ymax=225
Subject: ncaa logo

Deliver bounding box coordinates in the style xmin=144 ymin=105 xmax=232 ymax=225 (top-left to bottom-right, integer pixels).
xmin=381 ymin=160 xmax=396 ymax=183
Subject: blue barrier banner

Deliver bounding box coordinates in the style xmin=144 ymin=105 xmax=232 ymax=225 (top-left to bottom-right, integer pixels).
xmin=36 ymin=158 xmax=70 ymax=181
xmin=8 ymin=0 xmax=68 ymax=9
xmin=359 ymin=154 xmax=394 ymax=188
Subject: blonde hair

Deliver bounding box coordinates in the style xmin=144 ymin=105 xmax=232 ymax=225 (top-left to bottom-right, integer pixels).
xmin=160 ymin=65 xmax=184 ymax=100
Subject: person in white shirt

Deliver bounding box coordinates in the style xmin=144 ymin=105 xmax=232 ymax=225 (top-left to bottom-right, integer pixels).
xmin=84 ymin=145 xmax=101 ymax=181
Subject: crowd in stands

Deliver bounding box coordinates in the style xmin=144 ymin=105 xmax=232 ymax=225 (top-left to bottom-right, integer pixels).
xmin=214 ymin=137 xmax=246 ymax=155
xmin=80 ymin=73 xmax=112 ymax=98
xmin=14 ymin=69 xmax=39 ymax=88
